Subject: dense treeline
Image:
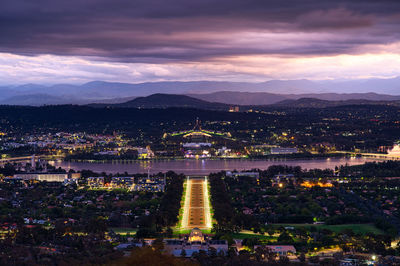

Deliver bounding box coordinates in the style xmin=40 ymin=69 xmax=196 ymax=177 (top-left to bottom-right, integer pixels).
xmin=65 ymin=151 xmax=138 ymax=161
xmin=0 ymin=163 xmax=15 ymax=176
xmin=209 ymin=173 xmax=235 ymax=232
xmin=259 ymin=165 xmax=334 ymax=179
xmin=136 ymin=171 xmax=184 ymax=238
xmin=211 ymin=161 xmax=400 ymax=235
xmin=0 ymin=163 xmax=66 ymax=177
xmin=116 ymin=245 xmax=302 ymax=266
xmin=0 ymin=104 xmax=399 ymax=149
xmin=156 ymin=171 xmax=184 ymax=227
xmin=0 ymin=226 xmax=121 ymax=265
xmin=236 ymin=161 xmax=400 ymax=179
xmin=0 ymin=105 xmax=260 ymax=135
xmin=338 ymin=160 xmax=400 ymax=177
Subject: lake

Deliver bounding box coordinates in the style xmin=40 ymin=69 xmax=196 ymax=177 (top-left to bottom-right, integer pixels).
xmin=49 ymin=157 xmax=379 ymax=175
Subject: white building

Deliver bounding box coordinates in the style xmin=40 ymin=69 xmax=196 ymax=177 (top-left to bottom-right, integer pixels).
xmin=226 ymin=171 xmax=259 ymax=179
xmin=270 ymin=147 xmax=298 ymax=154
xmin=14 ymin=173 xmax=68 ymax=182
xmin=133 ymin=177 xmax=166 ymax=192
xmin=163 ymin=228 xmax=228 ymax=257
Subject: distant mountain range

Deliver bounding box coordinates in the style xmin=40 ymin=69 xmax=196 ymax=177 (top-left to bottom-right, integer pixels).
xmin=272 ymin=98 xmax=400 ymax=108
xmin=188 ymin=91 xmax=400 ymax=105
xmin=1 ymin=77 xmax=400 ymax=106
xmin=89 ymin=93 xmax=400 ymax=110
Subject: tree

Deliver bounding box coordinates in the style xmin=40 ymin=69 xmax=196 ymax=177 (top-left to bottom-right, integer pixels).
xmin=180 ymin=249 xmax=187 ymax=257
xmin=85 ymin=217 xmax=108 ymax=236
xmin=277 ymin=231 xmax=294 ymax=244
xmin=220 ymin=233 xmax=234 ymax=246
xmin=299 ymin=252 xmax=306 ymax=262
xmin=119 ymin=247 xmax=195 ymax=266
xmin=208 ymin=247 xmax=217 ymax=258
xmin=165 ymin=227 xmax=173 ymax=238
xmin=152 ymin=237 xmax=164 ymax=251
xmin=279 ymin=255 xmax=289 ymax=264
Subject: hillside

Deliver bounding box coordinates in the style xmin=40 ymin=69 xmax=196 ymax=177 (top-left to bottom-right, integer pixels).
xmin=189 ymin=91 xmax=400 ymax=106
xmin=187 ymin=91 xmax=288 ymax=105
xmin=113 ymin=94 xmax=230 ymax=110
xmin=273 ymin=98 xmax=400 ymax=108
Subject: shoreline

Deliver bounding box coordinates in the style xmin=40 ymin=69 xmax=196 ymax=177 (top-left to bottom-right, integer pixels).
xmin=62 ymin=153 xmax=351 ymax=163
xmin=49 ymin=156 xmax=382 ymax=175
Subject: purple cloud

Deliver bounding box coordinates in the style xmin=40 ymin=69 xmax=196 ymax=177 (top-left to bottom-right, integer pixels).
xmin=0 ymin=0 xmax=399 ymax=62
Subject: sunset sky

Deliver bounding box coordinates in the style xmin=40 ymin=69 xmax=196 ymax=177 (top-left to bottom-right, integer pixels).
xmin=1 ymin=0 xmax=400 ymax=84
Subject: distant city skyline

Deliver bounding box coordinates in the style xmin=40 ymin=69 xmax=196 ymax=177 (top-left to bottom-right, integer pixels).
xmin=1 ymin=1 xmax=400 ymax=91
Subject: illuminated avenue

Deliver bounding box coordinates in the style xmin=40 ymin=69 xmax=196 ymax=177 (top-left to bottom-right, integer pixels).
xmin=180 ymin=176 xmax=212 ymax=230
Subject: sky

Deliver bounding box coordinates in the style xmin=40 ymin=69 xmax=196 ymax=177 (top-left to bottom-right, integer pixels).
xmin=1 ymin=0 xmax=400 ymax=85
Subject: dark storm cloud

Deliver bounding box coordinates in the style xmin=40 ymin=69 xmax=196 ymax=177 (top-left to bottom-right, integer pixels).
xmin=1 ymin=0 xmax=400 ymax=62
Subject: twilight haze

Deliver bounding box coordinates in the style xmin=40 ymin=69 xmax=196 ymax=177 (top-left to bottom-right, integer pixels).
xmin=1 ymin=0 xmax=400 ymax=91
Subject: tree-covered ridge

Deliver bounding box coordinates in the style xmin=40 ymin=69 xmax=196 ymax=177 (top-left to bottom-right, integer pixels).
xmin=0 ymin=104 xmax=399 ymax=150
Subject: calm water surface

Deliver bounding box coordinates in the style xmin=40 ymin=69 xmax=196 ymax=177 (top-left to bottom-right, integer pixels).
xmin=50 ymin=157 xmax=379 ymax=175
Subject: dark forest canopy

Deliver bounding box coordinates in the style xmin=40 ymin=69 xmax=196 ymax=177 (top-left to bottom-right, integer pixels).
xmin=0 ymin=104 xmax=398 ymax=129
xmin=0 ymin=104 xmax=399 ymax=149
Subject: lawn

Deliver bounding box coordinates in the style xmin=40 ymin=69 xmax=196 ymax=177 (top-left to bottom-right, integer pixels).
xmin=232 ymin=230 xmax=277 ymax=241
xmin=172 ymin=228 xmax=212 ymax=237
xmin=176 ymin=181 xmax=187 ymax=229
xmin=272 ymin=223 xmax=384 ymax=235
xmin=110 ymin=227 xmax=137 ymax=235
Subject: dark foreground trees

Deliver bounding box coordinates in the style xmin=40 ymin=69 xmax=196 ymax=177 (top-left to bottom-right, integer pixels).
xmin=209 ymin=173 xmax=235 ymax=232
xmin=113 ymin=246 xmax=195 ymax=266
xmin=136 ymin=171 xmax=184 ymax=237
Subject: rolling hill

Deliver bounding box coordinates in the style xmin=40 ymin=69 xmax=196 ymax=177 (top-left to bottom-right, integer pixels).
xmin=106 ymin=94 xmax=230 ymax=110
xmin=188 ymin=91 xmax=400 ymax=106
xmin=272 ymin=98 xmax=400 ymax=108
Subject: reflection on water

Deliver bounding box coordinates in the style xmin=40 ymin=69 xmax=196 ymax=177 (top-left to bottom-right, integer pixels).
xmin=49 ymin=157 xmax=379 ymax=175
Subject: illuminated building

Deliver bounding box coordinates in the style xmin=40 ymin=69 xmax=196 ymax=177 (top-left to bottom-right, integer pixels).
xmin=132 ymin=177 xmax=166 ymax=192
xmin=388 ymin=143 xmax=400 ymax=156
xmin=110 ymin=177 xmax=135 ymax=189
xmin=87 ymin=177 xmax=105 ymax=188
xmin=229 ymin=106 xmax=240 ymax=112
xmin=270 ymin=147 xmax=298 ymax=154
xmin=14 ymin=172 xmax=81 ymax=183
xmin=137 ymin=146 xmax=154 ymax=159
xmin=163 ymin=228 xmax=228 ymax=257
xmin=188 ymin=228 xmax=205 ymax=242
xmin=273 ymin=174 xmax=296 ymax=186
xmin=163 ymin=119 xmax=236 ymax=158
xmin=226 ymin=171 xmax=259 ymax=179
xmin=301 ymin=181 xmax=333 ymax=188
xmin=88 ymin=176 xmax=166 ymax=191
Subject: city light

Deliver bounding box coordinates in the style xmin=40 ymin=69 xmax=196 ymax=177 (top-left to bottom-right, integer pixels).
xmin=181 ymin=177 xmax=191 ymax=229
xmin=203 ymin=176 xmax=212 ymax=229
xmin=180 ymin=176 xmax=212 ymax=230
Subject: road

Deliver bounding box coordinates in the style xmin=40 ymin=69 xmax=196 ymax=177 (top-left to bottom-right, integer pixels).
xmin=180 ymin=176 xmax=212 ymax=230
xmin=0 ymin=155 xmax=63 ymax=166
xmin=334 ymin=151 xmax=400 ymax=160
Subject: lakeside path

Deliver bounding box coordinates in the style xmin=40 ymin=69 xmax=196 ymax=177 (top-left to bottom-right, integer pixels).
xmin=180 ymin=176 xmax=212 ymax=230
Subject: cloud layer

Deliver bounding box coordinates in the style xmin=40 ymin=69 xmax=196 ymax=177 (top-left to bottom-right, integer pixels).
xmin=1 ymin=0 xmax=400 ymax=84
